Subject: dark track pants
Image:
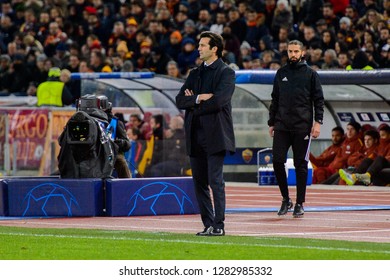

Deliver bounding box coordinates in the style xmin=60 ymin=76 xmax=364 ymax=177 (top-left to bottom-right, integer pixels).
xmin=272 ymin=130 xmax=310 ymax=204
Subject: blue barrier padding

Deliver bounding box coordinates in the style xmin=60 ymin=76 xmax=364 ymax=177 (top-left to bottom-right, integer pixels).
xmin=106 ymin=177 xmax=199 ymax=216
xmin=226 ymin=205 xmax=390 ymax=213
xmin=6 ymin=178 xmax=104 ymax=217
xmin=71 ymin=72 xmax=154 ymax=80
xmin=235 ymin=69 xmax=390 ymax=85
xmin=0 ymin=180 xmax=8 ymax=216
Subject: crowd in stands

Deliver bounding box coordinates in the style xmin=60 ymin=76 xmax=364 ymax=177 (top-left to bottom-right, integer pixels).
xmin=124 ymin=112 xmax=189 ymax=178
xmin=0 ymin=0 xmax=389 ymax=97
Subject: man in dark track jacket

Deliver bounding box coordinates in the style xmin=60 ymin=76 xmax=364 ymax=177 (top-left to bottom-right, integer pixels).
xmin=176 ymin=31 xmax=235 ymax=236
xmin=268 ymin=40 xmax=324 ymax=218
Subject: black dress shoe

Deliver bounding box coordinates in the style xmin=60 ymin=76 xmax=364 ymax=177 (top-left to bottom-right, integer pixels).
xmin=277 ymin=198 xmax=293 ymax=216
xmin=293 ymin=203 xmax=304 ymax=218
xmin=196 ymin=226 xmax=213 ymax=236
xmin=209 ymin=228 xmax=225 ymax=236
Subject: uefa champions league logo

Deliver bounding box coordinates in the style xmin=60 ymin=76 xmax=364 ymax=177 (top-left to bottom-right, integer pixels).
xmin=127 ymin=181 xmax=197 ymax=216
xmin=22 ymin=183 xmax=80 ymax=217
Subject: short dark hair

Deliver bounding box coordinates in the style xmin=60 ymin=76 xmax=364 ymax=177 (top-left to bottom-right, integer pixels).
xmin=130 ymin=113 xmax=142 ymax=122
xmin=332 ymin=126 xmax=345 ymax=135
xmin=364 ymin=129 xmax=380 ymax=141
xmin=288 ymin=40 xmax=304 ymax=50
xmin=200 ymin=31 xmax=224 ymax=58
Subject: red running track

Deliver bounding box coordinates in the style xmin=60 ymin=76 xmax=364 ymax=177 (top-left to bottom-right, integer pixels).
xmin=1 ymin=183 xmax=390 ymax=243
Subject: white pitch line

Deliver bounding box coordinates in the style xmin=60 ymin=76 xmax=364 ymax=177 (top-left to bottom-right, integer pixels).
xmin=1 ymin=231 xmax=389 ymax=255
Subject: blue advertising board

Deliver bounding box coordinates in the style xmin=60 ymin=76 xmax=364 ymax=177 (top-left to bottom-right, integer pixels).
xmin=7 ymin=178 xmax=104 ymax=217
xmin=106 ymin=177 xmax=199 ymax=216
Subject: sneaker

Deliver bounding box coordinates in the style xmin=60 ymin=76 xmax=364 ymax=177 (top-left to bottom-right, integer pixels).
xmin=355 ymin=173 xmax=371 ymax=186
xmin=277 ymin=198 xmax=293 ymax=216
xmin=293 ymin=203 xmax=304 ymax=218
xmin=339 ymin=169 xmax=356 ymax=186
xmin=209 ymin=228 xmax=225 ymax=236
xmin=196 ymin=226 xmax=213 ymax=236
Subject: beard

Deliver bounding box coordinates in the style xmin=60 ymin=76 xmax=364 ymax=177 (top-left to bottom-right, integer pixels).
xmin=288 ymin=55 xmax=303 ymax=66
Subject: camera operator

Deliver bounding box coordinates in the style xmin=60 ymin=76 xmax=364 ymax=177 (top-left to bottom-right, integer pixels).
xmin=99 ymin=97 xmax=132 ymax=178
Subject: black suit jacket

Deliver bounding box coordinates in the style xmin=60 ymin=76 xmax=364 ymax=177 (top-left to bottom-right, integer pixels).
xmin=176 ymin=58 xmax=236 ymax=156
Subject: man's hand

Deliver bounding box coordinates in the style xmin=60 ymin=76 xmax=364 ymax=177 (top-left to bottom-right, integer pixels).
xmin=184 ymin=89 xmax=194 ymax=96
xmin=197 ymin=93 xmax=213 ymax=102
xmin=268 ymin=126 xmax=274 ymax=138
xmin=311 ymin=122 xmax=321 ymax=138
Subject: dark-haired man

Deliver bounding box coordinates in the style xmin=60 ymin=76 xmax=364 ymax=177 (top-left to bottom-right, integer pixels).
xmin=268 ymin=40 xmax=324 ymax=218
xmin=176 ymin=31 xmax=235 ymax=236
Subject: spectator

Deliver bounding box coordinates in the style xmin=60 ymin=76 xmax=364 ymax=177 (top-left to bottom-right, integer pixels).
xmin=357 ymin=9 xmax=384 ymax=32
xmin=322 ymin=2 xmax=340 ymax=33
xmin=60 ymin=68 xmax=79 ymax=102
xmin=166 ymin=30 xmax=182 ymax=61
xmin=358 ymin=0 xmax=381 ymax=17
xmin=0 ymin=54 xmax=11 ymax=93
xmin=209 ymin=0 xmax=222 ymax=23
xmin=337 ymin=51 xmax=351 ymax=69
xmin=379 ymin=43 xmax=390 ymax=68
xmin=328 ymin=0 xmax=350 ymax=18
xmin=302 ymin=25 xmax=321 ymax=49
xmin=135 ymin=40 xmax=153 ymax=71
xmin=149 ymin=115 xmax=188 ymax=177
xmin=301 ymin=0 xmax=324 ymax=27
xmin=346 ymin=50 xmax=374 ymax=70
xmin=245 ymin=7 xmax=269 ymax=48
xmin=227 ymin=7 xmax=247 ymax=44
xmin=89 ymin=49 xmax=112 ymax=72
xmin=166 ymin=60 xmax=182 ymax=79
xmin=306 ymin=46 xmax=324 ymax=68
xmin=339 ymin=16 xmax=353 ymax=34
xmin=271 ymin=0 xmax=293 ymax=39
xmin=345 ymin=4 xmax=360 ymax=25
xmin=121 ymin=60 xmax=134 ymax=72
xmin=145 ymin=46 xmax=172 ymax=74
xmin=115 ymin=40 xmax=132 ymax=61
xmin=315 ymin=19 xmax=329 ymax=36
xmin=66 ymin=54 xmax=80 ymax=73
xmin=107 ymin=21 xmax=128 ymax=56
xmin=378 ymin=27 xmax=390 ymax=51
xmin=321 ymin=49 xmax=339 ymax=69
xmin=269 ymin=58 xmax=281 ymax=70
xmin=182 ymin=19 xmax=199 ymax=42
xmin=0 ymin=15 xmax=16 ymax=52
xmin=129 ymin=113 xmax=152 ymax=140
xmin=111 ymin=53 xmax=124 ymax=72
xmin=144 ymin=114 xmax=165 ymax=176
xmin=177 ymin=37 xmax=198 ymax=75
xmin=221 ymin=25 xmax=241 ymax=63
xmin=27 ymin=52 xmax=46 ymax=85
xmin=2 ymin=54 xmax=31 ymax=95
xmin=320 ymin=29 xmax=336 ymax=52
xmin=196 ymin=9 xmax=211 ymax=32
xmin=210 ymin=11 xmax=227 ymax=35
xmin=44 ymin=21 xmax=62 ymax=56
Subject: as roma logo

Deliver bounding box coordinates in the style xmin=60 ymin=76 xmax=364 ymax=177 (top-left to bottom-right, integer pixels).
xmin=242 ymin=148 xmax=253 ymax=163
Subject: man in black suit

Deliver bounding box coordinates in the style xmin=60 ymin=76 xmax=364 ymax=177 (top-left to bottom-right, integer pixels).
xmin=176 ymin=31 xmax=236 ymax=236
